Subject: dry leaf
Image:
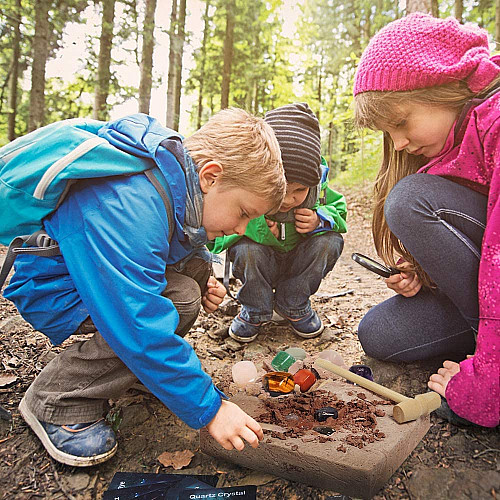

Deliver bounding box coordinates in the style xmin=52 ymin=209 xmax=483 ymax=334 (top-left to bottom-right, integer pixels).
xmin=158 ymin=449 xmax=194 ymax=469
xmin=0 ymin=374 xmax=18 ymax=387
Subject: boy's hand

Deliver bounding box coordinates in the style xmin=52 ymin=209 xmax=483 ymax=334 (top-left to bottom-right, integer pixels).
xmin=428 ymin=360 xmax=461 ymax=397
xmin=385 ymin=261 xmax=421 ymax=297
xmin=201 ymin=276 xmax=226 ymax=313
xmin=265 ymin=218 xmax=279 ymax=238
xmin=205 ymin=400 xmax=264 ymax=451
xmin=294 ymin=208 xmax=320 ymax=233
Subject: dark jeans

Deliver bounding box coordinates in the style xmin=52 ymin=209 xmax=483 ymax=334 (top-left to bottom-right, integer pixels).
xmin=228 ymin=232 xmax=344 ymax=323
xmin=25 ymin=257 xmax=211 ymax=425
xmin=358 ymin=174 xmax=486 ymax=362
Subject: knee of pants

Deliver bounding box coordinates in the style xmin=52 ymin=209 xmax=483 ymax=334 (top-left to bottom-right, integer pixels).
xmin=357 ymin=309 xmax=392 ymax=361
xmin=228 ymin=238 xmax=274 ymax=278
xmin=384 ymin=174 xmax=423 ymax=236
xmin=305 ymin=232 xmax=344 ymax=269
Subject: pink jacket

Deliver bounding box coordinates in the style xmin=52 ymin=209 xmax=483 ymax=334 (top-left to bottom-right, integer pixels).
xmin=418 ymin=90 xmax=499 ymax=427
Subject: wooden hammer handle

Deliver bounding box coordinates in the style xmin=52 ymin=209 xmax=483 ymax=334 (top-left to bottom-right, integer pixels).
xmin=315 ymin=358 xmax=410 ymax=404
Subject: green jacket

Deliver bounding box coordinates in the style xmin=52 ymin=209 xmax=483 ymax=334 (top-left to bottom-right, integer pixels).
xmin=209 ymin=160 xmax=347 ymax=254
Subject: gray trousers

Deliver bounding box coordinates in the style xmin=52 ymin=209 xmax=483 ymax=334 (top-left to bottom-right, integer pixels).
xmin=24 ymin=258 xmax=212 ymax=425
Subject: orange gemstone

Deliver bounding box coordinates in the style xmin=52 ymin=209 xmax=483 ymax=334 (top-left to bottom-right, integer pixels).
xmin=262 ymin=372 xmax=295 ymax=395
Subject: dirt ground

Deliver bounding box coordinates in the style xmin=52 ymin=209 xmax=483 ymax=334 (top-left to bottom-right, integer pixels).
xmin=0 ymin=185 xmax=498 ymax=499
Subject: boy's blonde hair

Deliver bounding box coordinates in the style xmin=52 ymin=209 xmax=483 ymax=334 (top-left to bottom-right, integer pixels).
xmin=354 ymin=76 xmax=500 ymax=287
xmin=184 ymin=108 xmax=286 ymax=213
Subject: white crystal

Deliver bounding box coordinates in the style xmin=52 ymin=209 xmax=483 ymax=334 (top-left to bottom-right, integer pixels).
xmin=232 ymin=360 xmax=258 ymax=387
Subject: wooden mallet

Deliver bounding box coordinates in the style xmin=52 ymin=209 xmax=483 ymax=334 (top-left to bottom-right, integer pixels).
xmin=314 ymin=358 xmax=441 ymax=424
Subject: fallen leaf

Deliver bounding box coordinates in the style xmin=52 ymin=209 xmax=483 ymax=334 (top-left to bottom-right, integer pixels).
xmin=158 ymin=450 xmax=194 ymax=469
xmin=0 ymin=374 xmax=17 ymax=387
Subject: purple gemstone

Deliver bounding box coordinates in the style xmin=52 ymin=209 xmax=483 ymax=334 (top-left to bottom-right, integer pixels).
xmin=349 ymin=364 xmax=374 ymax=381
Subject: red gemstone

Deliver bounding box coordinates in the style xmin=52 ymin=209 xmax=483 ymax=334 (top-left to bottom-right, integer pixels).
xmin=293 ymin=369 xmax=316 ymax=392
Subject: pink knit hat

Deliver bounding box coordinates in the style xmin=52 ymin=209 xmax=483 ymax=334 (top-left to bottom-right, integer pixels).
xmin=354 ymin=13 xmax=500 ymax=95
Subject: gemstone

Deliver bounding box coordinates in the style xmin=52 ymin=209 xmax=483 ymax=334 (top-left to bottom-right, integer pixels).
xmin=293 ymin=369 xmax=316 ymax=392
xmin=288 ymin=360 xmax=304 ymax=375
xmin=313 ymin=426 xmax=334 ymax=435
xmin=271 ymin=351 xmax=296 ymax=372
xmin=262 ymin=372 xmax=295 ymax=395
xmin=317 ymin=349 xmax=347 ymax=368
xmin=284 ymin=347 xmax=307 ymax=360
xmin=349 ymin=364 xmax=374 ymax=381
xmin=314 ymin=407 xmax=339 ymax=422
xmin=232 ymin=360 xmax=258 ymax=387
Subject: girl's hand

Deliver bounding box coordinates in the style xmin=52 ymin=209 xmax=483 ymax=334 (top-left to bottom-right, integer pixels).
xmin=205 ymin=400 xmax=264 ymax=451
xmin=201 ymin=276 xmax=226 ymax=313
xmin=427 ymin=360 xmax=461 ymax=397
xmin=385 ymin=261 xmax=421 ymax=297
xmin=294 ymin=208 xmax=320 ymax=233
xmin=265 ymin=218 xmax=279 ymax=238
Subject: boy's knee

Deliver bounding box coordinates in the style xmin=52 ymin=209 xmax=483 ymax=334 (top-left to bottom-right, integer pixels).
xmin=308 ymin=232 xmax=344 ymax=266
xmin=229 ymin=238 xmax=273 ymax=271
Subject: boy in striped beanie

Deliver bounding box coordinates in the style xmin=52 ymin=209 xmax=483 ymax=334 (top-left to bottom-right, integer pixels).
xmin=210 ymin=103 xmax=348 ymax=342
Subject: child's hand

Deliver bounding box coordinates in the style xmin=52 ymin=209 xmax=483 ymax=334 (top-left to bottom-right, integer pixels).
xmin=265 ymin=218 xmax=279 ymax=238
xmin=385 ymin=261 xmax=421 ymax=297
xmin=294 ymin=208 xmax=319 ymax=233
xmin=205 ymin=400 xmax=264 ymax=451
xmin=427 ymin=360 xmax=461 ymax=397
xmin=201 ymin=276 xmax=226 ymax=313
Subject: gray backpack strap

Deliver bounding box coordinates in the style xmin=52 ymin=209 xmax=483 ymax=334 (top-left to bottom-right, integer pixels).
xmin=0 ymin=231 xmax=60 ymax=290
xmin=0 ymin=169 xmax=174 ymax=292
xmin=144 ymin=168 xmax=174 ymax=244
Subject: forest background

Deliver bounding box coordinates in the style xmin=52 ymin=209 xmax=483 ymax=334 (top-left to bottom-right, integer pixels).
xmin=1 ymin=0 xmax=499 ymax=186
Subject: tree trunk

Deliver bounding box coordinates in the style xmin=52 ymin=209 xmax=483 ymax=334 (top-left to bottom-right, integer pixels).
xmin=173 ymin=0 xmax=186 ymax=131
xmin=138 ymin=0 xmax=157 ymax=114
xmin=405 ymin=0 xmax=432 ymax=14
xmin=93 ymin=0 xmax=116 ymax=121
xmin=431 ymin=0 xmax=439 ymax=17
xmin=8 ymin=0 xmax=22 ymax=140
xmin=197 ymin=0 xmax=211 ymax=129
xmin=166 ymin=0 xmax=178 ymax=128
xmin=327 ymin=121 xmax=335 ymax=171
xmin=221 ymin=0 xmax=235 ymax=109
xmin=454 ymin=0 xmax=463 ymax=22
xmin=497 ymin=0 xmax=500 ymax=44
xmin=28 ymin=0 xmax=50 ymax=132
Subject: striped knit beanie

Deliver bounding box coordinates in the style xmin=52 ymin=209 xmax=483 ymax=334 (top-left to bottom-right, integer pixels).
xmin=354 ymin=13 xmax=500 ymax=96
xmin=264 ymin=102 xmax=321 ymax=187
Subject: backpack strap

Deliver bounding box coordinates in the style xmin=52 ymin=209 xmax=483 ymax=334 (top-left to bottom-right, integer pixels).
xmin=0 ymin=231 xmax=61 ymax=290
xmin=453 ymin=82 xmax=500 ymax=146
xmin=0 ymin=168 xmax=175 ymax=291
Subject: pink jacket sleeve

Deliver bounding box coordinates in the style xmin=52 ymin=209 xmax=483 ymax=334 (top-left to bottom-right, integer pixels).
xmin=445 ymin=112 xmax=500 ymax=428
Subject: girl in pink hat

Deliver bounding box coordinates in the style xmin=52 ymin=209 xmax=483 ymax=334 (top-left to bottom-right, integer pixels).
xmin=353 ymin=13 xmax=499 ymax=428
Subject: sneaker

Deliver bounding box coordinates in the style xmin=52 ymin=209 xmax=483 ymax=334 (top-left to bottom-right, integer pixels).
xmin=228 ymin=315 xmax=262 ymax=343
xmin=434 ymin=396 xmax=475 ymax=427
xmin=19 ymin=397 xmax=117 ymax=467
xmin=275 ymin=308 xmax=324 ymax=339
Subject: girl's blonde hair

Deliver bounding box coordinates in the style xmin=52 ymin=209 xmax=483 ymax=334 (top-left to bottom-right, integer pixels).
xmin=354 ymin=76 xmax=500 ymax=287
xmin=184 ymin=108 xmax=286 ymax=213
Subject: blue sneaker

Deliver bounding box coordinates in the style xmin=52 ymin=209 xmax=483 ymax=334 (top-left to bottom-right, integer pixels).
xmin=228 ymin=314 xmax=262 ymax=343
xmin=275 ymin=308 xmax=324 ymax=338
xmin=19 ymin=397 xmax=117 ymax=467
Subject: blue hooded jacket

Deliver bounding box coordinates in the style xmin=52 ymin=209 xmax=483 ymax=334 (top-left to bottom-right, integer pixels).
xmin=4 ymin=114 xmax=224 ymax=429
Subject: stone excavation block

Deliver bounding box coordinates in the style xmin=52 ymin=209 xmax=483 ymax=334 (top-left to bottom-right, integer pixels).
xmin=200 ymin=380 xmax=431 ymax=499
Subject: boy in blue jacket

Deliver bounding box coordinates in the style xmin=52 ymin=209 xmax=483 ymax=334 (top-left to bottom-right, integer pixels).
xmin=210 ymin=103 xmax=347 ymax=342
xmin=3 ymin=110 xmax=285 ymax=466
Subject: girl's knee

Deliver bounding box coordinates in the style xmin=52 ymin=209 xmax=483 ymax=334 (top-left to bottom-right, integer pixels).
xmin=384 ymin=175 xmax=420 ymax=228
xmin=357 ymin=308 xmax=391 ymax=361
